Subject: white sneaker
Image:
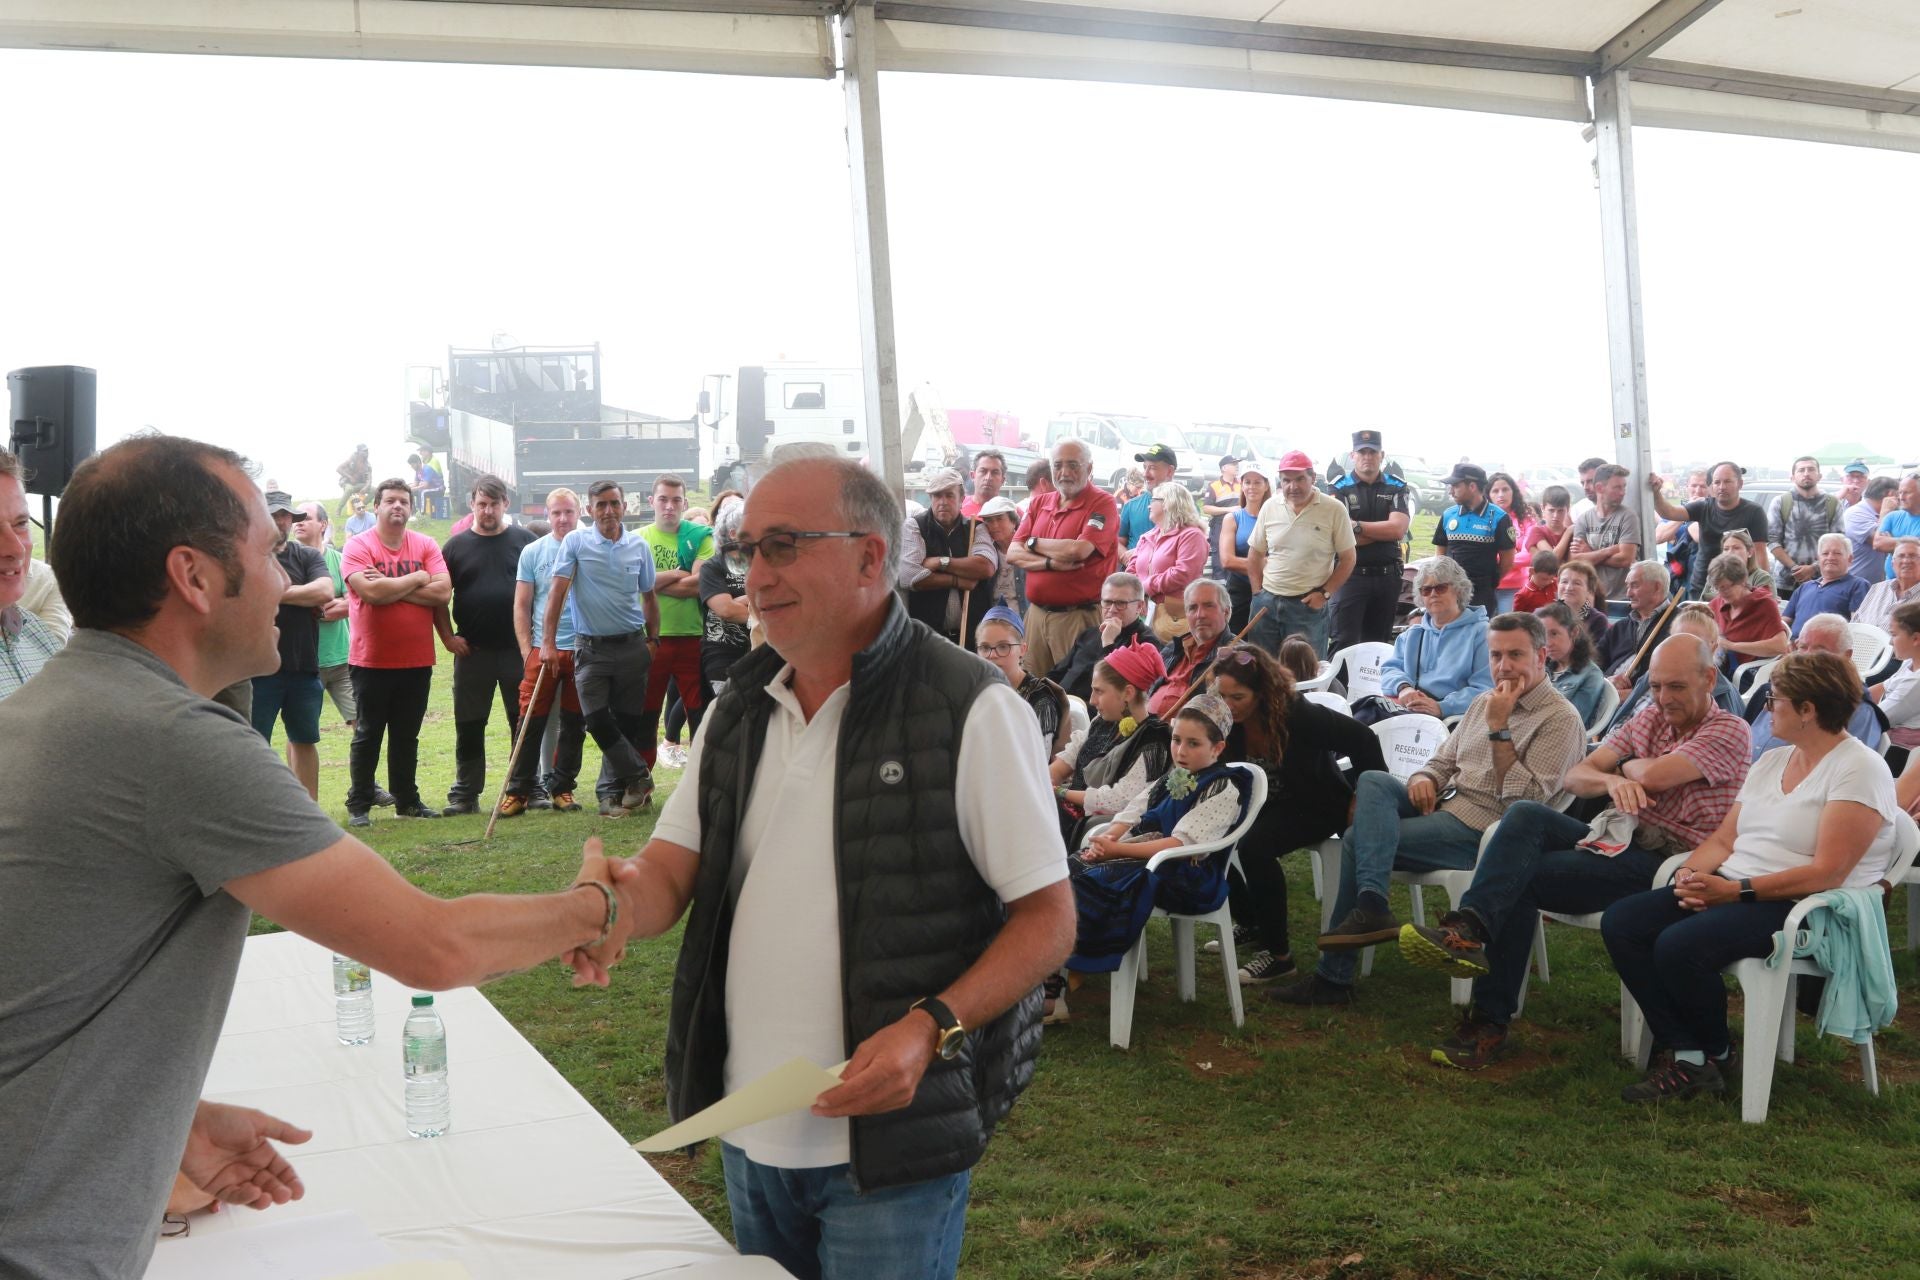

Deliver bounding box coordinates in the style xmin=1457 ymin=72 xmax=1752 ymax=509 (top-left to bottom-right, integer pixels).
xmin=658 ymin=742 xmax=688 ymax=770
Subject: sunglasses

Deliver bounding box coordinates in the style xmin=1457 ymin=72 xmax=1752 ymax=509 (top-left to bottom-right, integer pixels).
xmin=720 ymin=530 xmax=868 ymax=568
xmin=1417 ymin=584 xmax=1452 ymax=597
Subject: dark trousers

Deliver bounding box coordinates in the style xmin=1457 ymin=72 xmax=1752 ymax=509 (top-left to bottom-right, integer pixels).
xmin=1602 ymin=888 xmax=1794 ymax=1056
xmin=1329 ymin=569 xmax=1400 ymax=651
xmin=347 ymin=665 xmax=433 ymax=811
xmin=449 ymin=647 xmax=524 ymax=805
xmin=1455 ymin=800 xmax=1666 ymax=1026
xmin=1226 ymin=801 xmax=1342 ymax=960
xmin=574 ymin=633 xmax=653 ymax=800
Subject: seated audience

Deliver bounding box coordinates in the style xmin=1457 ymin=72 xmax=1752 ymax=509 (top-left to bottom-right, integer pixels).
xmin=1512 ymin=547 xmax=1560 ymax=614
xmin=1782 ymin=533 xmax=1868 ymax=637
xmin=1536 ymin=601 xmax=1608 ymax=727
xmin=1604 ymin=603 xmax=1744 ymax=734
xmin=1050 ymin=643 xmax=1173 ymax=845
xmin=1133 ymin=483 xmax=1210 ymax=643
xmin=1375 ymin=557 xmax=1492 ymax=718
xmin=1745 ymin=613 xmax=1884 ymax=759
xmin=1147 ymin=579 xmax=1231 ymax=718
xmin=1854 ymin=537 xmax=1920 ymax=633
xmin=1598 ymin=560 xmax=1674 ymax=685
xmin=1275 ymin=636 xmax=1322 ymax=688
xmin=1399 ymin=634 xmax=1750 ymax=1068
xmin=1048 ymin=571 xmax=1153 ymax=700
xmin=1061 ymin=695 xmax=1251 ymax=1000
xmin=1866 ymin=600 xmax=1920 ymax=768
xmin=975 ymin=605 xmax=1070 ymax=758
xmin=1276 ymin=612 xmax=1586 ymax=1006
xmin=1601 ymin=651 xmax=1898 ymax=1102
xmin=1708 ymin=550 xmax=1789 ymax=677
xmin=1555 ymin=560 xmax=1610 ymax=647
xmin=1198 ymin=645 xmax=1387 ymax=986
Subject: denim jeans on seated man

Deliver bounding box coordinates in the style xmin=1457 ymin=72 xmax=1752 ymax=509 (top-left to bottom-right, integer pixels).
xmin=1316 ymin=771 xmax=1485 ymax=987
xmin=1450 ymin=798 xmax=1668 ymax=1026
xmin=722 ymin=1144 xmax=969 ymax=1280
xmin=1249 ymin=590 xmax=1330 ymax=658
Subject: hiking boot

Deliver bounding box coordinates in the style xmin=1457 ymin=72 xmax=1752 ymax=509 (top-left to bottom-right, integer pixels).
xmin=1267 ymin=974 xmax=1355 ymax=1007
xmin=1431 ymin=1016 xmax=1509 ymax=1071
xmin=1237 ymin=950 xmax=1298 ymax=985
xmin=1401 ymin=915 xmax=1490 ymax=977
xmin=1621 ymin=1057 xmax=1726 ymax=1103
xmin=497 ymin=794 xmax=529 ymax=819
xmin=1042 ymin=973 xmax=1070 ymax=1025
xmin=620 ymin=774 xmax=655 ymax=813
xmin=1204 ymin=922 xmax=1258 ymax=955
xmin=441 ymin=799 xmax=480 ymax=817
xmin=394 ymin=803 xmax=441 ymax=819
xmin=598 ymin=798 xmax=629 ymax=819
xmin=528 ymin=789 xmax=554 ymax=811
xmin=1318 ymin=902 xmax=1401 ymax=951
xmin=372 ymin=789 xmax=396 ymax=808
xmin=347 ymin=811 xmax=371 ymax=829
xmin=550 ymin=792 xmax=583 ymax=813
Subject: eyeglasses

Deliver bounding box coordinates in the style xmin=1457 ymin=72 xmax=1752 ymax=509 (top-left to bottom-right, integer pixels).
xmin=1417 ymin=584 xmax=1452 ymax=597
xmin=720 ymin=530 xmax=868 ymax=568
xmin=977 ymin=642 xmax=1019 ymax=657
xmin=1100 ymin=597 xmax=1142 ymax=610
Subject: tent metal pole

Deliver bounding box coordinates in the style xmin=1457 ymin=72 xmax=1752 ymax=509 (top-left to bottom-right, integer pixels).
xmin=841 ymin=0 xmax=907 ymax=502
xmin=1593 ymin=68 xmax=1658 ymax=547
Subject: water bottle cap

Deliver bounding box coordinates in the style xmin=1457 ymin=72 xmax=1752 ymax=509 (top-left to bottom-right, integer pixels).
xmin=411 ymin=994 xmax=434 ymax=1007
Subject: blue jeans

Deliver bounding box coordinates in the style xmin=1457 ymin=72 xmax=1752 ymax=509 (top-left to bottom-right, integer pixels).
xmin=1318 ymin=771 xmax=1483 ymax=985
xmin=721 ymin=1144 xmax=970 ymax=1280
xmin=1454 ymin=800 xmax=1666 ymax=1026
xmin=1601 ymin=889 xmax=1794 ymax=1056
xmin=1249 ymin=591 xmax=1331 ymax=659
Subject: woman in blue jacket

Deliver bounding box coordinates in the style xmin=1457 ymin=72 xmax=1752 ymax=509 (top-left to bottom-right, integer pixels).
xmin=1376 ymin=557 xmax=1493 ymax=718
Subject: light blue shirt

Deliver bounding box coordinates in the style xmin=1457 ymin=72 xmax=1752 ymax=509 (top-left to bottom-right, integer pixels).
xmin=1879 ymin=510 xmax=1920 ymax=577
xmin=517 ymin=535 xmax=576 ymax=651
xmin=554 ymin=525 xmax=655 ymax=638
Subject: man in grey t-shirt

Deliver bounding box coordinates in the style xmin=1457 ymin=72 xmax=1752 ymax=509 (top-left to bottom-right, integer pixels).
xmin=0 ymin=437 xmax=636 ymax=1280
xmin=1567 ymin=464 xmax=1642 ymax=601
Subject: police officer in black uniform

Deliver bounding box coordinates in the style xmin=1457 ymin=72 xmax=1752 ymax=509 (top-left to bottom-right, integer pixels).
xmin=1328 ymin=430 xmax=1410 ymax=650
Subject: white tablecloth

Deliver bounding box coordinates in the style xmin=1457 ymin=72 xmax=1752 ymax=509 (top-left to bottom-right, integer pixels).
xmin=145 ymin=931 xmax=778 ymax=1279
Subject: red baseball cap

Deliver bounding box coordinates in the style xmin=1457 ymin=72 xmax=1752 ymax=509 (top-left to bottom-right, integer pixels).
xmin=1276 ymin=450 xmax=1315 ymax=474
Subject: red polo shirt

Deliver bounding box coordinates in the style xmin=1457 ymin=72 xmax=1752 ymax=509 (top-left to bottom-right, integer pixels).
xmin=1013 ymin=486 xmax=1120 ymax=608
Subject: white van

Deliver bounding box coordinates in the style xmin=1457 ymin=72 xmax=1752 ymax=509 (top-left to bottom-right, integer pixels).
xmin=1043 ymin=413 xmax=1204 ymax=493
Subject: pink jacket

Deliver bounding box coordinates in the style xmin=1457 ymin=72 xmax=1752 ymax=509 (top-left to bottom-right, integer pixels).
xmin=1133 ymin=524 xmax=1209 ymax=602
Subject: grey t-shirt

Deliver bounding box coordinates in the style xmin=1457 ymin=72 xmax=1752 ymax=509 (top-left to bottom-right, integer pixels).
xmin=0 ymin=631 xmax=342 ymax=1279
xmin=1570 ymin=504 xmax=1642 ymax=600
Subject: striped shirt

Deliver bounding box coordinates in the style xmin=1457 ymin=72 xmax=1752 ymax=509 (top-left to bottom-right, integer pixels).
xmin=1414 ymin=677 xmax=1586 ymax=832
xmin=1602 ymin=703 xmax=1752 ymax=849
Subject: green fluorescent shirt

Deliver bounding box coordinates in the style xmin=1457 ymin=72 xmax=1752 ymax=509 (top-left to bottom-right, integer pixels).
xmin=640 ymin=523 xmax=715 ymax=638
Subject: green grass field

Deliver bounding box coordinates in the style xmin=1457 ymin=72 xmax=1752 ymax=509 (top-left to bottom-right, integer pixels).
xmin=242 ymin=505 xmax=1920 ymax=1280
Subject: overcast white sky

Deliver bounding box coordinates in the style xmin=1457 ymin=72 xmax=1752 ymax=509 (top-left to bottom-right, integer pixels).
xmin=2 ymin=47 xmax=1916 ymax=496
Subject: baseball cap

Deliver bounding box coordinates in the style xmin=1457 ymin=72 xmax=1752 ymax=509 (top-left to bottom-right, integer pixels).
xmin=1276 ymin=450 xmax=1315 ymax=474
xmin=264 ymin=489 xmax=300 ymax=516
xmin=1351 ymin=429 xmax=1384 ymax=451
xmin=1845 ymin=460 xmax=1871 ymax=476
xmin=976 ymin=496 xmax=1018 ymax=519
xmin=1442 ymin=463 xmax=1488 ymax=487
xmin=1134 ymin=444 xmax=1179 ymax=467
xmin=1218 ymin=454 xmax=1239 ymax=468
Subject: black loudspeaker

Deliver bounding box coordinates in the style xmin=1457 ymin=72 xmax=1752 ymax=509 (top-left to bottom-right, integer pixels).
xmin=8 ymin=365 xmax=97 ymax=498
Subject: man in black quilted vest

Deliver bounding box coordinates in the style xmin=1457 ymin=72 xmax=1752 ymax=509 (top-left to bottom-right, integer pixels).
xmin=577 ymin=455 xmax=1072 ymax=1280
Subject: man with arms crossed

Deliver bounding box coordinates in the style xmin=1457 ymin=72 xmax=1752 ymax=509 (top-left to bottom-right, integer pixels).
xmin=0 ymin=436 xmax=635 ymax=1280
xmin=578 ymin=456 xmax=1073 ymax=1280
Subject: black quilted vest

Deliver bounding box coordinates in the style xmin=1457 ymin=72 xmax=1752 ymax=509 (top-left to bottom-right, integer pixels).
xmin=903 ymin=510 xmax=992 ymax=644
xmin=664 ymin=597 xmax=1044 ymax=1190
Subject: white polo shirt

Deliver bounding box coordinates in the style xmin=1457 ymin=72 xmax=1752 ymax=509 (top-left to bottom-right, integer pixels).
xmin=652 ymin=668 xmax=1066 ymax=1169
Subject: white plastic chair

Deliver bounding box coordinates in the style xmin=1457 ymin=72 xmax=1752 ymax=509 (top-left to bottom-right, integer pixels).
xmin=1371 ymin=713 xmax=1449 ymax=779
xmin=1733 ymin=657 xmax=1781 ymax=709
xmin=1305 ymin=690 xmax=1351 ymax=715
xmin=1067 ymin=695 xmax=1090 ymax=738
xmin=1330 ymin=641 xmax=1395 ymax=704
xmin=1624 ymin=813 xmax=1920 ymax=1122
xmin=1109 ymin=763 xmax=1269 ymax=1050
xmin=1585 ymin=679 xmax=1621 ymax=736
xmin=1295 ymin=661 xmax=1337 ymax=693
xmin=1848 ymin=622 xmax=1893 ymax=679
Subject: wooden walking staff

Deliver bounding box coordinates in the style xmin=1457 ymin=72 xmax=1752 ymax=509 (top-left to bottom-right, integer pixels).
xmin=1621 ymin=587 xmax=1685 ymax=686
xmin=485 ymin=662 xmax=549 ymax=841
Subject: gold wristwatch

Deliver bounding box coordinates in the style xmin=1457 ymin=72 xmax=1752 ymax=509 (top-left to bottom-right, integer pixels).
xmin=911 ymin=996 xmax=966 ymax=1060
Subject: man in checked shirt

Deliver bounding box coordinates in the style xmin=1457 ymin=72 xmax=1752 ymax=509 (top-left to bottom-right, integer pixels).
xmin=1399 ymin=632 xmax=1753 ymax=1070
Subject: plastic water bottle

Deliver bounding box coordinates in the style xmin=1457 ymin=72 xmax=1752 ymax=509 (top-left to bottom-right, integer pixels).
xmin=332 ymin=953 xmax=374 ymax=1046
xmin=403 ymin=994 xmax=450 ymax=1137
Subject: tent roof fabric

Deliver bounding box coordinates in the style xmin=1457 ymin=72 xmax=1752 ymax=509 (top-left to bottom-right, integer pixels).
xmin=4 ymin=0 xmax=1919 ymax=150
